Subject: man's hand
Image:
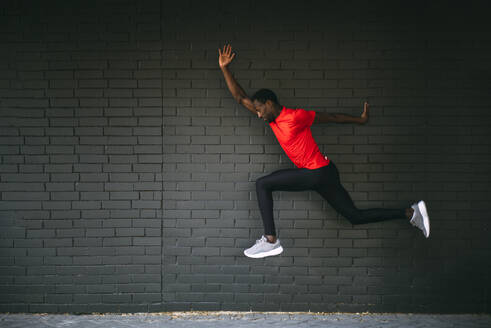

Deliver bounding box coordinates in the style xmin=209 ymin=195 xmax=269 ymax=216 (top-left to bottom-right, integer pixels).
xmin=360 ymin=101 xmax=369 ymax=124
xmin=218 ymin=44 xmax=236 ymax=68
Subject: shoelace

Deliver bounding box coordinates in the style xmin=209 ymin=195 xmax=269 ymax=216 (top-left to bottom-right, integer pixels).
xmin=255 ymin=237 xmax=266 ymax=244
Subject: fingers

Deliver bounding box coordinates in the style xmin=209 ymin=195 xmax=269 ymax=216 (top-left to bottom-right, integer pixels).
xmin=219 ymin=44 xmax=234 ymax=57
xmin=361 ymin=102 xmax=369 ymax=119
xmin=230 ymin=52 xmax=235 ymax=61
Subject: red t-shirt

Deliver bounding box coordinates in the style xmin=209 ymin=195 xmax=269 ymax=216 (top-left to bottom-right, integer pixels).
xmin=269 ymin=106 xmax=330 ymax=169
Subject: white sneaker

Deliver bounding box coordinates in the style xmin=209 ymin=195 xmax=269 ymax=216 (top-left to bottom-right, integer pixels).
xmin=410 ymin=200 xmax=430 ymax=238
xmin=244 ymin=236 xmax=284 ymax=258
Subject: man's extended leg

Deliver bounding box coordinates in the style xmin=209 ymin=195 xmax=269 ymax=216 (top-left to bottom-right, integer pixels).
xmin=317 ymin=184 xmax=407 ymax=224
xmin=316 ymin=162 xmax=407 ymax=224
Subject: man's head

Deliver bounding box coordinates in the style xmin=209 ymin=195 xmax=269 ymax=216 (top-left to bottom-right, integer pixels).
xmin=251 ymin=89 xmax=281 ymax=123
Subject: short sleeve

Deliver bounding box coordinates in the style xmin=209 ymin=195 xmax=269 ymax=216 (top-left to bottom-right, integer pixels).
xmin=294 ymin=109 xmax=316 ymax=129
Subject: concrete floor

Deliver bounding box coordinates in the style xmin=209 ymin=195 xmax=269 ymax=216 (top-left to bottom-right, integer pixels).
xmin=1 ymin=312 xmax=491 ymax=328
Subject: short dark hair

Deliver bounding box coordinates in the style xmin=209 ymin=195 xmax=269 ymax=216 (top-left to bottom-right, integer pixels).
xmin=251 ymin=88 xmax=279 ymax=105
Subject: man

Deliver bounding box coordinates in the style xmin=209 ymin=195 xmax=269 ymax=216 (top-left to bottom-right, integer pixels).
xmin=218 ymin=44 xmax=430 ymax=259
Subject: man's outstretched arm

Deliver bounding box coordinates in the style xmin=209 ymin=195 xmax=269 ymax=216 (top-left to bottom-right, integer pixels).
xmin=219 ymin=44 xmax=256 ymax=114
xmin=314 ymin=101 xmax=369 ymax=125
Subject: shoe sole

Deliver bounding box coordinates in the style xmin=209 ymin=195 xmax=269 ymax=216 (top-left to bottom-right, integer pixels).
xmin=418 ymin=200 xmax=430 ymax=238
xmin=244 ymin=245 xmax=284 ymax=259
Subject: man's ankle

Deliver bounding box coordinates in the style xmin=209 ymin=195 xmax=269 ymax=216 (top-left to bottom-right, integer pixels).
xmin=406 ymin=208 xmax=414 ymax=220
xmin=265 ymin=235 xmax=276 ymax=243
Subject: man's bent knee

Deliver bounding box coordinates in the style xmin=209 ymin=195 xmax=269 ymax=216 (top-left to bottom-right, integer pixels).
xmin=256 ymin=176 xmax=269 ymax=192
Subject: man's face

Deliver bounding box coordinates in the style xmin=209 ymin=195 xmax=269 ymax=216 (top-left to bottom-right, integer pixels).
xmin=253 ymin=100 xmax=274 ymax=123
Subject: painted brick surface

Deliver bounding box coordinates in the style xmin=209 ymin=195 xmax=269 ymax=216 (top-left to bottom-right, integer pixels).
xmin=1 ymin=0 xmax=491 ymax=313
xmin=0 ymin=0 xmax=163 ymax=314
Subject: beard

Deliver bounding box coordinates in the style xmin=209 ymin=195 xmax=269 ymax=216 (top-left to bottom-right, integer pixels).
xmin=265 ymin=114 xmax=276 ymax=123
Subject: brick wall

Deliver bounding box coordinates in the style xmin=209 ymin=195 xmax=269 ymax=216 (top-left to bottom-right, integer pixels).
xmin=1 ymin=0 xmax=490 ymax=313
xmin=0 ymin=0 xmax=163 ymax=313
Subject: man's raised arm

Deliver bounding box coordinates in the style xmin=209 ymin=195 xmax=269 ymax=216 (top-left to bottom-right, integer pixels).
xmin=219 ymin=44 xmax=256 ymax=114
xmin=314 ymin=102 xmax=369 ymax=125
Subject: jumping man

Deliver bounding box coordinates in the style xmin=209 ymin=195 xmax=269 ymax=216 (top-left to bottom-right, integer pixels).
xmin=218 ymin=44 xmax=430 ymax=259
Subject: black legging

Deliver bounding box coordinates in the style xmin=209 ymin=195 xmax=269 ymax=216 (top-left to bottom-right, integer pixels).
xmin=256 ymin=161 xmax=406 ymax=236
